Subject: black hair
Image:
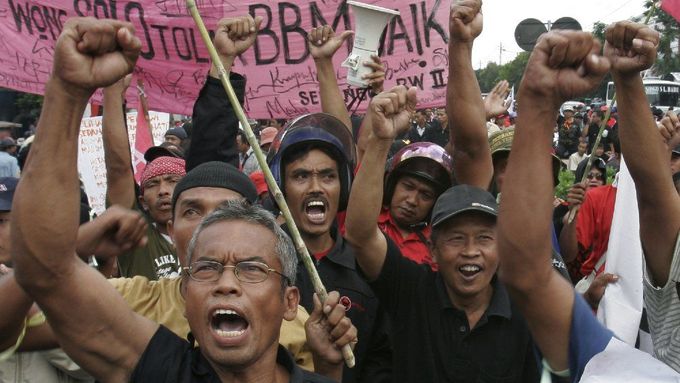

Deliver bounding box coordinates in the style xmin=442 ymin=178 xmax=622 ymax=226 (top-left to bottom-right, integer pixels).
xmin=282 ymin=141 xmax=342 ymax=170
xmin=280 ymin=141 xmax=350 ymax=210
xmin=236 ymin=130 xmax=248 ymax=144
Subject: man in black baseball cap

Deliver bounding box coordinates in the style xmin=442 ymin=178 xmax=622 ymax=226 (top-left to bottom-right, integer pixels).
xmin=345 ymin=85 xmax=539 ymax=381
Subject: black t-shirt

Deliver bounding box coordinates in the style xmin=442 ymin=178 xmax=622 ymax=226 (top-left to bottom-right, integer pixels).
xmin=131 ymin=325 xmax=334 ymax=383
xmin=368 ymin=237 xmax=540 ymax=383
xmin=291 ymin=226 xmax=392 ymax=383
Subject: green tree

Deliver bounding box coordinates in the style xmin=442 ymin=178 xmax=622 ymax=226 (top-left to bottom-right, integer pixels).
xmin=475 ymin=62 xmax=501 ymax=93
xmin=15 ymin=93 xmax=42 ymax=114
xmin=498 ymin=52 xmax=530 ymax=89
xmin=475 ymin=52 xmax=529 ymax=93
xmin=643 ymin=0 xmax=680 ymax=76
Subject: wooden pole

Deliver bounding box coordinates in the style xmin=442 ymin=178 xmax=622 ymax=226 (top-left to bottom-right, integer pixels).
xmin=186 ymin=0 xmax=355 ymax=368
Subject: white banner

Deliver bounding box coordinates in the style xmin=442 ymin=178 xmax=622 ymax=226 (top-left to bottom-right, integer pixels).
xmin=78 ymin=111 xmax=170 ymax=215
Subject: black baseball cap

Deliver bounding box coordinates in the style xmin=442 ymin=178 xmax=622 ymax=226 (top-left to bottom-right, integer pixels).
xmin=144 ymin=143 xmax=184 ymax=162
xmin=0 ymin=177 xmax=19 ymax=211
xmin=430 ymin=185 xmax=498 ymax=228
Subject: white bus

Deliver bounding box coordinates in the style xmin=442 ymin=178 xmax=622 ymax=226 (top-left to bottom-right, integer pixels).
xmin=606 ymin=78 xmax=680 ymax=112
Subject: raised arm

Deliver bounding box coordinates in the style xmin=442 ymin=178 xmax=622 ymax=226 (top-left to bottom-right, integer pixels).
xmin=3 ymin=205 xmax=148 ymax=355
xmin=605 ymin=21 xmax=680 ymax=285
xmin=558 ymin=182 xmax=587 ymax=263
xmin=308 ymin=25 xmax=354 ymax=132
xmin=0 ymin=268 xmax=33 ymax=353
xmin=103 ymin=74 xmax=135 ymax=208
xmin=344 ymin=86 xmax=417 ymax=280
xmin=497 ymin=31 xmax=609 ymax=371
xmin=186 ymin=16 xmax=260 ymax=171
xmin=11 ymin=18 xmax=158 ymax=381
xmin=445 ymin=0 xmax=493 ymax=188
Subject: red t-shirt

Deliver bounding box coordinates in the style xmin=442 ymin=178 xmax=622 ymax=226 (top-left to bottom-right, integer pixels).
xmin=576 ymin=184 xmax=617 ymax=278
xmin=377 ymin=207 xmax=435 ymax=270
xmin=337 ymin=209 xmax=435 ymax=269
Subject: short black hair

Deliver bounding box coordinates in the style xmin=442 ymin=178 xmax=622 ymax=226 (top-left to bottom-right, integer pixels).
xmin=281 ymin=142 xmax=341 ymax=172
xmin=237 ymin=131 xmax=248 ymax=145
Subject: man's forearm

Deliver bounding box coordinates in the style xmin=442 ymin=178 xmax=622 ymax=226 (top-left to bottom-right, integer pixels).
xmin=498 ymin=102 xmax=556 ymax=284
xmin=614 ymin=74 xmax=672 ymax=197
xmin=13 ymin=79 xmax=87 ymax=290
xmin=446 ymin=42 xmax=492 ymax=188
xmin=344 ymin=135 xmax=391 ymax=280
xmin=614 ymin=72 xmax=680 ymax=285
xmin=315 ymin=58 xmax=351 ymax=132
xmin=558 ymin=219 xmax=579 ymax=263
xmin=102 ymin=87 xmax=135 ymax=208
xmin=187 ymin=73 xmax=244 ymax=170
xmin=345 ymin=135 xmax=390 ymax=244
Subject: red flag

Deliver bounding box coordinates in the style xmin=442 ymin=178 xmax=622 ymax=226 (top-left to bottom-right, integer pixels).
xmin=662 ymin=0 xmax=680 ymax=22
xmin=133 ymin=82 xmax=154 ymax=183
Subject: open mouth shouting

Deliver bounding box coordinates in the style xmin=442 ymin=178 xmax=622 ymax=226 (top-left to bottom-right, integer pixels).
xmin=458 ymin=264 xmax=482 ymax=280
xmin=304 ymin=199 xmax=327 ymax=224
xmin=210 ymin=308 xmax=250 ymax=345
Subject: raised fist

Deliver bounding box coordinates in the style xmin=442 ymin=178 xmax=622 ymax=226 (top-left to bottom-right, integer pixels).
xmin=367 ymin=86 xmax=418 ymax=141
xmin=53 ymin=18 xmax=141 ymax=99
xmin=214 ymin=15 xmax=263 ymax=61
xmin=519 ymin=31 xmax=610 ymax=110
xmin=308 ymin=25 xmax=353 ymax=61
xmin=449 ymin=0 xmax=483 ymax=44
xmin=604 ymin=21 xmax=659 ymax=77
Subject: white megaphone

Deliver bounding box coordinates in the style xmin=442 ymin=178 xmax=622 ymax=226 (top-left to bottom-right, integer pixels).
xmin=342 ymin=1 xmax=399 ymax=88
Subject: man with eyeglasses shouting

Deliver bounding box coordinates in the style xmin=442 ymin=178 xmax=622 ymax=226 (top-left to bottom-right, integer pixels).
xmin=11 ymin=17 xmax=354 ymax=382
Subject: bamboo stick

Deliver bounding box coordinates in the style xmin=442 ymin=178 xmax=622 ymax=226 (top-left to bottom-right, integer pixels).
xmin=186 ymin=0 xmax=355 ymax=368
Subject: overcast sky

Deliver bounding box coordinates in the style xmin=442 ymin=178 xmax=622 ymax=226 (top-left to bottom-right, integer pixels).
xmin=472 ymin=0 xmax=647 ymax=69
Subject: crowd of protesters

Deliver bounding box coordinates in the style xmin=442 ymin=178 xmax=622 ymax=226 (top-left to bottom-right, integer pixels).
xmin=1 ymin=1 xmax=680 ymax=382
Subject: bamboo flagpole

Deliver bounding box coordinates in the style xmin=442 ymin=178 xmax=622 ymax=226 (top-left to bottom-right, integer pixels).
xmin=185 ymin=0 xmax=356 ymax=368
xmin=566 ymin=4 xmax=657 ymax=224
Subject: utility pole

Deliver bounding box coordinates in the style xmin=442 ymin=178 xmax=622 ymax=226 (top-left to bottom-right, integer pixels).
xmin=499 ymin=42 xmax=503 ymax=65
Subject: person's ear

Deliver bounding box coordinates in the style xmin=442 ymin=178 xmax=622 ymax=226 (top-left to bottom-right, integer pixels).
xmin=282 ymin=286 xmax=300 ymax=321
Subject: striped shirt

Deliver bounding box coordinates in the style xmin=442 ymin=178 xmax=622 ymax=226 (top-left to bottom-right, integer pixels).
xmin=644 ymin=232 xmax=680 ymax=373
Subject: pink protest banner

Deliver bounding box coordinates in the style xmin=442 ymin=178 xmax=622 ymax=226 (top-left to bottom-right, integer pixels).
xmin=0 ymin=0 xmax=449 ymax=118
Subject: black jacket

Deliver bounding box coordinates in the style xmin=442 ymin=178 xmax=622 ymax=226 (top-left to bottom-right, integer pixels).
xmin=188 ymin=72 xmax=392 ymax=383
xmin=186 ymin=74 xmax=245 ymax=171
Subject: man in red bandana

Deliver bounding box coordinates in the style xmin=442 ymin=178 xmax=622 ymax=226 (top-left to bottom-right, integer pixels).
xmin=123 ymin=156 xmax=185 ymax=280
xmin=105 ymin=127 xmax=186 ymax=279
xmin=101 ymin=76 xmax=188 ymax=280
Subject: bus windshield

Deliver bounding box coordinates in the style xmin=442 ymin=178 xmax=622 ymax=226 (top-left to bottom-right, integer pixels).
xmin=645 ymin=83 xmax=680 ymax=108
xmin=606 ymin=81 xmax=680 ymax=110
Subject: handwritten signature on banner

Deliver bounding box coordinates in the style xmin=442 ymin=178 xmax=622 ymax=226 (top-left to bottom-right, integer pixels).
xmin=0 ymin=0 xmax=450 ymax=118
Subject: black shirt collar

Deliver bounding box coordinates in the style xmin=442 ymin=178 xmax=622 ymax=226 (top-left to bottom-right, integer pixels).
xmin=435 ymin=274 xmax=512 ymax=320
xmin=190 ymin=341 xmax=306 ymax=382
xmin=287 ymin=225 xmax=356 ymax=270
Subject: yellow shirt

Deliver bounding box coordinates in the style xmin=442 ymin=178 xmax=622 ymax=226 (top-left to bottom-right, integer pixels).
xmin=109 ymin=276 xmax=313 ymax=371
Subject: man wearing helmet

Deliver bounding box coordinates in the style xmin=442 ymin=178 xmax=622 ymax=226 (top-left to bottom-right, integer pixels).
xmin=378 ymin=143 xmax=453 ymax=268
xmin=345 ymin=83 xmax=540 ymax=382
xmin=266 ymin=114 xmax=391 ymax=383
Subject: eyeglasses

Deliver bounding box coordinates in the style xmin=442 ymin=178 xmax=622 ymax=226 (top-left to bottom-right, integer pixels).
xmin=586 ymin=172 xmax=604 ymax=180
xmin=183 ymin=260 xmax=289 ymax=285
